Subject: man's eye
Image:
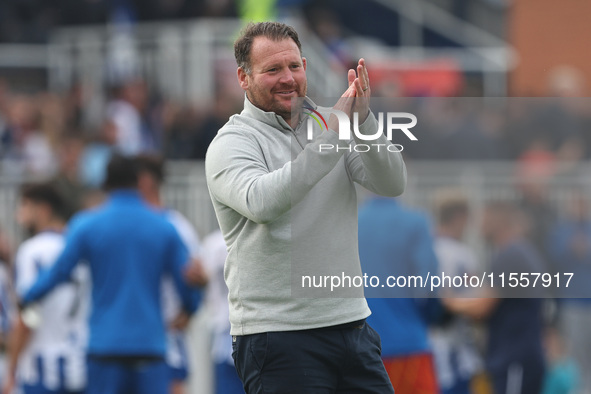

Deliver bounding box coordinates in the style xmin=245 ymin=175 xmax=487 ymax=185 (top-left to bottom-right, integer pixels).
xmin=267 ymin=68 xmax=277 ymax=72
xmin=291 ymin=65 xmax=300 ymax=69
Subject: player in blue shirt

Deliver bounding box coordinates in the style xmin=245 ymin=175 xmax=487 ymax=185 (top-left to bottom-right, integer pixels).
xmin=19 ymin=155 xmax=200 ymax=394
xmin=359 ymin=197 xmax=441 ymax=393
xmin=136 ymin=154 xmax=207 ymax=394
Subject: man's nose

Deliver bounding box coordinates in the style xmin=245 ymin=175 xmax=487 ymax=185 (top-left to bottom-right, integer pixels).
xmin=278 ymin=68 xmax=295 ymax=84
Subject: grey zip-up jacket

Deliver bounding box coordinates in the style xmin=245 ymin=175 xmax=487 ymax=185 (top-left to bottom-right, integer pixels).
xmin=205 ymin=96 xmax=406 ymax=335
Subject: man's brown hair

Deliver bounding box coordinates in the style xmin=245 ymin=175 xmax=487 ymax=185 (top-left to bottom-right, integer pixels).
xmin=234 ymin=22 xmax=302 ymax=74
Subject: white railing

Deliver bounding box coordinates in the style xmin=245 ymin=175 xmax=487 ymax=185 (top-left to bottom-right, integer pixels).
xmin=47 ymin=18 xmax=346 ymax=118
xmin=0 ymin=13 xmax=515 ymax=99
xmin=0 ymin=44 xmax=48 ymax=68
xmin=347 ymin=0 xmax=516 ymax=96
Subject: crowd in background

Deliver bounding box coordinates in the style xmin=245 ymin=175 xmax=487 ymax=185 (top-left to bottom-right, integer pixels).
xmin=0 ymin=77 xmax=244 ymax=186
xmin=2 ymin=74 xmax=591 ymax=185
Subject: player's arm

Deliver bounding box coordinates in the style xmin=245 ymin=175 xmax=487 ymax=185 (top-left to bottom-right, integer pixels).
xmin=5 ymin=246 xmax=36 ymax=394
xmin=442 ymin=292 xmax=499 ymax=320
xmin=411 ymin=217 xmax=444 ymax=321
xmin=170 ymin=213 xmax=209 ymax=287
xmin=2 ymin=315 xmax=31 ymax=394
xmin=167 ymin=230 xmax=201 ymax=316
xmin=411 ymin=217 xmax=439 ymax=278
xmin=21 ymin=219 xmax=87 ymax=306
xmin=184 ymin=257 xmax=208 ymax=287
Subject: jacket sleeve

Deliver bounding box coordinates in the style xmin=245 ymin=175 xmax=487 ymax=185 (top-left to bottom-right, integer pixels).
xmin=206 ymin=127 xmax=350 ymax=224
xmin=345 ymin=112 xmax=407 ymax=197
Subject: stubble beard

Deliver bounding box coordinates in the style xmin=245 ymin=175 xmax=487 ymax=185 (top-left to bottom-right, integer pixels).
xmin=247 ymin=80 xmax=308 ymax=123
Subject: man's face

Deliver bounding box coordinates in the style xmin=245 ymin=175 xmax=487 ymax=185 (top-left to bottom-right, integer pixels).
xmin=238 ymin=37 xmax=307 ymax=120
xmin=137 ymin=171 xmax=158 ymax=199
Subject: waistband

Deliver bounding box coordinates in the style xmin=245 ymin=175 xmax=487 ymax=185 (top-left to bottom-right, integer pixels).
xmin=312 ymin=318 xmax=366 ymax=331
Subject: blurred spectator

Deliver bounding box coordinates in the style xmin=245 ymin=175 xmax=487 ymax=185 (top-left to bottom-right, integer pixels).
xmin=79 ymin=120 xmax=117 ymax=188
xmin=0 ymin=231 xmax=10 ymax=277
xmin=305 ymin=6 xmax=354 ymax=68
xmin=162 ymin=104 xmax=198 ymax=160
xmin=549 ymin=191 xmax=591 ymax=393
xmin=1 ymin=95 xmax=56 ymax=176
xmin=36 ymin=93 xmax=67 ymax=150
xmin=516 ymin=156 xmax=557 ymax=262
xmin=541 ymin=325 xmax=579 ymax=394
xmin=106 ymin=78 xmax=160 ymax=155
xmin=163 ymin=93 xmax=239 ymax=160
xmin=413 ymin=99 xmax=499 ymax=161
xmin=50 ymin=134 xmax=88 ymax=219
xmin=62 ymin=84 xmax=87 ymax=135
xmin=5 ymin=182 xmax=88 ymax=394
xmin=0 ymin=80 xmax=10 ymax=150
xmin=191 ymin=94 xmax=239 ymax=160
xmin=0 ymin=238 xmax=15 ymax=391
xmin=500 ymin=100 xmax=536 ymax=160
xmin=200 ymin=229 xmax=244 ymax=394
xmin=548 ymin=191 xmax=591 ymax=295
xmin=430 ymin=190 xmax=484 ymax=394
xmin=359 ymin=197 xmax=441 ymax=393
xmin=445 ymin=201 xmax=546 ymax=394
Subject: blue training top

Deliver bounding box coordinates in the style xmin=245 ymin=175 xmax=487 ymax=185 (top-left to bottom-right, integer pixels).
xmin=359 ymin=197 xmax=440 ymax=357
xmin=23 ymin=190 xmax=200 ymax=357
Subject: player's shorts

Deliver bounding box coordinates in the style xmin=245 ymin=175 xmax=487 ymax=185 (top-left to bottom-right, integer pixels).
xmin=18 ymin=355 xmax=86 ymax=394
xmin=21 ymin=383 xmax=83 ymax=394
xmin=166 ymin=331 xmax=189 ymax=382
xmin=86 ymin=355 xmax=168 ymax=394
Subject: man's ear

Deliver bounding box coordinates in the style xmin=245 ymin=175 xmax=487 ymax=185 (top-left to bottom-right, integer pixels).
xmin=137 ymin=172 xmax=148 ymax=192
xmin=137 ymin=172 xmax=155 ymax=193
xmin=302 ymin=57 xmax=307 ymax=71
xmin=237 ymin=67 xmax=249 ymax=90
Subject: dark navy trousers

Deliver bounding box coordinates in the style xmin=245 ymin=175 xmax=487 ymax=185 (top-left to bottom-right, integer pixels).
xmin=232 ymin=320 xmax=395 ymax=394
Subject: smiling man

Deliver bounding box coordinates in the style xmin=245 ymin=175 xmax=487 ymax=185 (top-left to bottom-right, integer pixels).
xmin=205 ymin=21 xmax=406 ymax=393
